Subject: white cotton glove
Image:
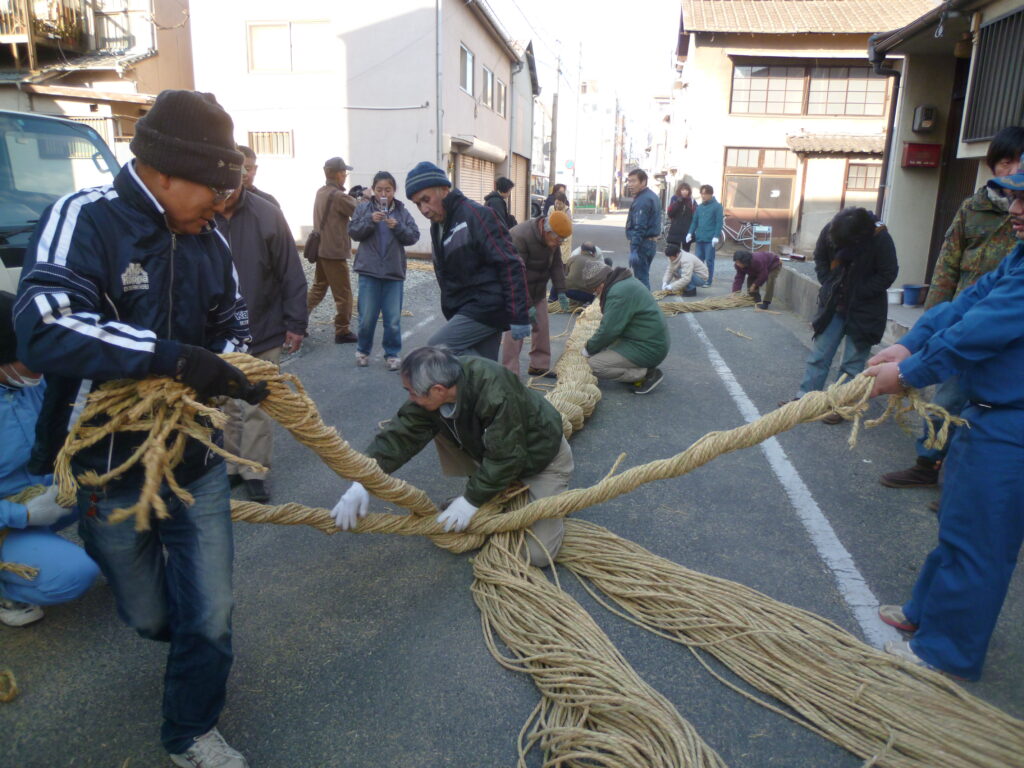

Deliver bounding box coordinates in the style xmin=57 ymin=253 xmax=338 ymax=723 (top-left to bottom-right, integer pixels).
xmin=332 ymin=482 xmax=370 ymax=530
xmin=711 ymin=237 xmax=719 ymax=246
xmin=581 ymin=347 xmax=591 ymax=358
xmin=685 ymin=233 xmax=693 ymax=244
xmin=436 ymin=496 xmax=478 ymax=532
xmin=661 ymin=283 xmax=670 ymax=291
xmin=25 ymin=485 xmax=65 ymax=527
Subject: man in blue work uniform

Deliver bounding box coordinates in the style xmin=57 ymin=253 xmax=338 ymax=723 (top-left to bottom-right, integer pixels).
xmin=624 ymin=168 xmax=662 ymax=290
xmin=864 ymin=156 xmax=1024 ymax=681
xmin=15 ymin=90 xmax=263 ymax=767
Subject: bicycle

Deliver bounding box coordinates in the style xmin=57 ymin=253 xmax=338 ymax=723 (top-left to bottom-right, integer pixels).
xmin=717 ymin=220 xmax=772 ymax=251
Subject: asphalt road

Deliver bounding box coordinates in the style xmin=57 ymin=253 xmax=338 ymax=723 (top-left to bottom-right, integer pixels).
xmin=2 ymin=212 xmax=1021 ymax=768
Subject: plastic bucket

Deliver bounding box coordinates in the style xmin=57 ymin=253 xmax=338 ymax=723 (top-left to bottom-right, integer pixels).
xmin=887 ymin=288 xmax=903 ymax=305
xmin=902 ymin=284 xmax=929 ymax=306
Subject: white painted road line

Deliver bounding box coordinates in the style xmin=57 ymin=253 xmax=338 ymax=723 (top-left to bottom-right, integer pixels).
xmin=685 ymin=314 xmax=900 ymax=648
xmin=402 ymin=313 xmax=438 ymax=340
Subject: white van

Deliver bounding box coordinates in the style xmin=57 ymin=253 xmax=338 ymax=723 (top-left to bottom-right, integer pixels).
xmin=0 ymin=110 xmax=119 ymax=293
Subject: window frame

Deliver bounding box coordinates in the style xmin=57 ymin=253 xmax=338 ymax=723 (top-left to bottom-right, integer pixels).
xmin=496 ymin=79 xmax=507 ymax=117
xmin=729 ymin=58 xmax=889 ymax=118
xmin=962 ymin=7 xmax=1024 ymax=142
xmin=247 ymin=130 xmax=295 ymax=158
xmin=247 ymin=20 xmax=330 ymax=74
xmin=460 ymin=44 xmax=475 ymax=95
xmin=844 ymin=162 xmax=882 ymax=192
xmin=481 ymin=66 xmax=494 ymax=109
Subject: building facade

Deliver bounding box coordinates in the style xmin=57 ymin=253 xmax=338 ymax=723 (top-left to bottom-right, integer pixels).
xmin=189 ymin=0 xmax=533 ymax=249
xmin=668 ymin=0 xmax=937 ymax=250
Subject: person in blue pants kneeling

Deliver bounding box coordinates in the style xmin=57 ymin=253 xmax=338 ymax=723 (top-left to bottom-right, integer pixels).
xmin=0 ymin=291 xmax=98 ymax=627
xmin=864 ymin=161 xmax=1024 ymax=681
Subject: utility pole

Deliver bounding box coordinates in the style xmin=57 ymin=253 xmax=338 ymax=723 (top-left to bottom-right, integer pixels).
xmin=572 ymin=41 xmax=582 ymax=198
xmin=548 ymin=53 xmax=560 ymax=191
xmin=20 ymin=1 xmax=38 ymax=73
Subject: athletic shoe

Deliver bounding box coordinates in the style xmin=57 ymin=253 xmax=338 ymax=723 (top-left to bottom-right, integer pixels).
xmin=385 ymin=356 xmax=401 ymax=372
xmin=0 ymin=599 xmax=44 ymax=627
xmin=879 ymin=457 xmax=940 ymax=488
xmin=883 ymin=639 xmax=967 ymax=681
xmin=355 ymin=352 xmax=369 ymax=367
xmin=244 ymin=479 xmax=270 ymax=504
xmin=878 ymin=604 xmax=917 ymax=633
xmin=632 ymin=367 xmax=664 ymax=395
xmin=169 ymin=728 xmax=249 ymax=768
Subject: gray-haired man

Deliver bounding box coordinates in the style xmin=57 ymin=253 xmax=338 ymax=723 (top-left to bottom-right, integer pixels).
xmin=331 ymin=346 xmax=572 ymax=565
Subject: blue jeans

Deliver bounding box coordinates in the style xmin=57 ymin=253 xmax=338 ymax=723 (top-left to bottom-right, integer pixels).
xmin=797 ymin=313 xmax=871 ymax=396
xmin=904 ymin=405 xmax=1024 ymax=680
xmin=565 ymin=289 xmax=595 ymax=303
xmin=695 ymin=241 xmax=716 ymax=283
xmin=916 ymin=375 xmax=967 ymax=463
xmin=78 ymin=465 xmax=235 ymax=754
xmin=686 ymin=274 xmax=708 ymax=291
xmin=629 ymin=239 xmax=657 ymax=289
xmin=357 ymin=274 xmax=404 ymax=357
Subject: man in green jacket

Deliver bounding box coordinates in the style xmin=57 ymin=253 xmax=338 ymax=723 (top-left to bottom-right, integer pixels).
xmin=330 ymin=346 xmax=573 ymax=566
xmin=580 ymin=261 xmax=669 ymax=394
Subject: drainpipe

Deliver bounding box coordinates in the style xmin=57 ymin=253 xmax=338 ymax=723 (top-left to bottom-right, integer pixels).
xmin=868 ymin=31 xmax=902 ymax=217
xmin=435 ymin=0 xmax=443 ymax=166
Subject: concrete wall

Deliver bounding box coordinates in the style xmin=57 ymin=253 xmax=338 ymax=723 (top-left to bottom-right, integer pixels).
xmin=678 ymin=33 xmax=891 ymax=245
xmin=190 ymin=0 xmax=515 ymax=250
xmin=879 ymin=54 xmax=957 ymax=284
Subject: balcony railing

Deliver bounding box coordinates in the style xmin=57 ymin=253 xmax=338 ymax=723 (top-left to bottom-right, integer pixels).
xmin=0 ymin=0 xmax=84 ymax=50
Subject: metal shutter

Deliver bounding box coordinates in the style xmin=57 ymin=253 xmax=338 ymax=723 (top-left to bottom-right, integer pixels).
xmin=457 ymin=154 xmax=494 ymax=203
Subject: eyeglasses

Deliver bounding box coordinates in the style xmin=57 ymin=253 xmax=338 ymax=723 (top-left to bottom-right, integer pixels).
xmin=209 ymin=186 xmax=237 ymax=203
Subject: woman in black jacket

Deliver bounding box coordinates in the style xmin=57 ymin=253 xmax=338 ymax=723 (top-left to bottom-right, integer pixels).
xmin=666 ymin=181 xmax=696 ymax=251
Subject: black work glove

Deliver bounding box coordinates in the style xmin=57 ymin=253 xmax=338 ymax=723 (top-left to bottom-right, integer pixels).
xmin=175 ymin=345 xmax=268 ymax=405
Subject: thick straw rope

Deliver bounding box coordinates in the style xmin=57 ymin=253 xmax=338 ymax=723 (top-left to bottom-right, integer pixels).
xmin=556 ymin=519 xmax=1024 ymax=768
xmin=0 ymin=669 xmax=18 ymax=703
xmin=659 ymin=292 xmax=757 ymax=315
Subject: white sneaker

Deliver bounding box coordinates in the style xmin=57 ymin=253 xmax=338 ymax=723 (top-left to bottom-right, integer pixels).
xmin=883 ymin=638 xmax=967 ymax=680
xmin=355 ymin=352 xmax=369 ymax=367
xmin=0 ymin=598 xmax=44 ymax=627
xmin=385 ymin=356 xmax=401 ymax=371
xmin=169 ymin=728 xmax=249 ymax=768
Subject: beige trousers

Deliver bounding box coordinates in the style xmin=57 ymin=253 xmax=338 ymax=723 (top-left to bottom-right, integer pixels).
xmin=224 ymin=346 xmax=281 ymax=480
xmin=306 ymin=257 xmax=353 ymax=335
xmin=587 ymin=348 xmax=647 ymax=383
xmin=434 ymin=434 xmax=573 ymax=566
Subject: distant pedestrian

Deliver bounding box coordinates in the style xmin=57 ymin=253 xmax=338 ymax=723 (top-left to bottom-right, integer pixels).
xmin=580 ymin=261 xmax=669 ymax=394
xmin=237 ymin=145 xmax=280 ymax=209
xmin=542 ymin=183 xmax=567 ymax=216
xmin=731 ymin=249 xmax=781 ymax=309
xmin=484 ymin=176 xmax=518 ymax=228
xmin=405 ymin=161 xmax=530 ymax=360
xmin=878 ymin=125 xmax=1024 ymax=490
xmin=349 ymin=171 xmax=421 ymax=370
xmin=687 ymin=184 xmax=723 ymax=284
xmin=307 ymin=156 xmax=359 ymax=344
xmin=501 ymin=210 xmax=573 ymax=377
xmin=790 ymin=207 xmax=898 ymax=424
xmin=216 ymin=178 xmax=308 ymax=504
xmin=550 ymin=191 xmax=573 ymax=265
xmin=662 ymin=243 xmax=708 ymax=296
xmin=624 ymin=169 xmax=662 ymax=290
xmin=666 ymin=181 xmax=696 ymax=251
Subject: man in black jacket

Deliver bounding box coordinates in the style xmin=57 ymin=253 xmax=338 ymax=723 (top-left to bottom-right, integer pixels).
xmin=484 ymin=176 xmax=517 ymax=228
xmin=790 ymin=207 xmax=898 ymax=423
xmin=405 ymin=161 xmax=531 ymax=359
xmin=216 ymin=179 xmax=308 ymax=502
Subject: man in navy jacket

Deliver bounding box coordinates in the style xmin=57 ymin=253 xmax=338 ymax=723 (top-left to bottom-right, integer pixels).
xmin=405 ymin=161 xmax=530 ymax=360
xmin=15 ymin=90 xmax=261 ymax=768
xmin=625 ymin=168 xmax=662 ymax=290
xmin=865 ymin=159 xmax=1024 ymax=682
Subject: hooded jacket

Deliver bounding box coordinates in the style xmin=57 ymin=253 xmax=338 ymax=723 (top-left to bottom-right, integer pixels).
xmin=926 ymin=185 xmax=1016 ymax=308
xmin=216 ymin=189 xmax=308 ymax=355
xmin=585 ymin=268 xmax=670 ymax=368
xmin=508 ymin=218 xmax=567 ymax=304
xmin=811 ymin=217 xmax=898 ymax=346
xmin=430 ymin=189 xmax=530 ymax=330
xmin=366 ymin=356 xmax=564 ymax=506
xmin=484 ymin=191 xmax=517 ymax=229
xmin=14 ymin=161 xmax=252 ymax=490
xmin=349 ymin=198 xmax=420 ymax=281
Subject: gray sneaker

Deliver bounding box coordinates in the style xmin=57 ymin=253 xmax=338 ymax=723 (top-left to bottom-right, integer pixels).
xmin=0 ymin=598 xmax=44 ymax=627
xmin=632 ymin=367 xmax=664 ymax=395
xmin=169 ymin=728 xmax=249 ymax=768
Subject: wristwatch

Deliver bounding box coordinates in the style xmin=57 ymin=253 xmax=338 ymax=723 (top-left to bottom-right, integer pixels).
xmin=896 ymin=367 xmax=909 ymax=389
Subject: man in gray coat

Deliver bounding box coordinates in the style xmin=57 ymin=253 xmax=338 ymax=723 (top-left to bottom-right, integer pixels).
xmin=216 ymin=182 xmax=308 ymax=502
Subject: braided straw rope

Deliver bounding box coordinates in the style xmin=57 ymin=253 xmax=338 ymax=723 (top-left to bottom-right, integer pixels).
xmin=659 ymin=292 xmax=756 ymax=316
xmin=556 ymin=519 xmax=1024 ymax=768
xmin=0 ymin=669 xmax=17 ymax=703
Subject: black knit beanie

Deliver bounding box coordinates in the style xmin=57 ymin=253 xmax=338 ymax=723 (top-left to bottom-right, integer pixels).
xmin=130 ymin=90 xmax=243 ymax=189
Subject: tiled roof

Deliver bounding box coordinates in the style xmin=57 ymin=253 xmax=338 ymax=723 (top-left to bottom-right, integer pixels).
xmin=682 ymin=0 xmax=941 ymax=34
xmin=786 ymin=133 xmax=886 ymax=154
